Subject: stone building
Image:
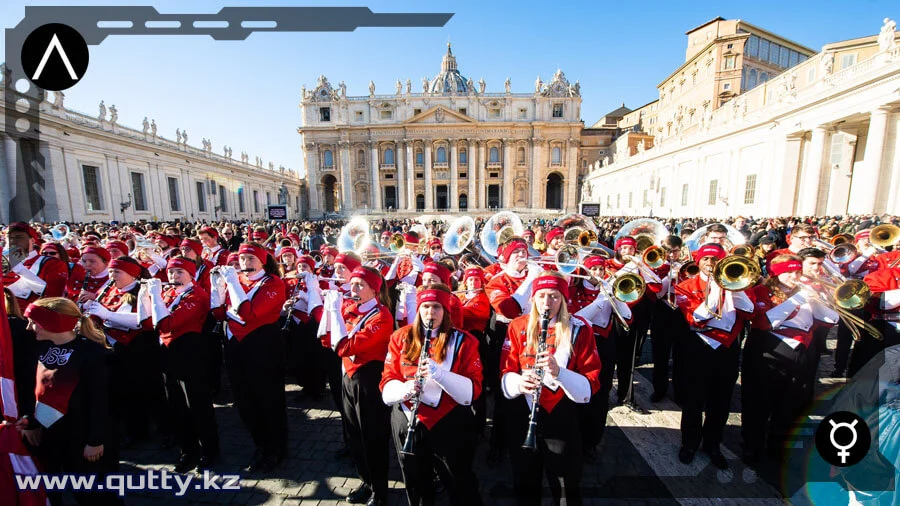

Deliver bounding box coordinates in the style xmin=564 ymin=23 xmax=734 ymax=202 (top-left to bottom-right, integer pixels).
xmin=298 ymin=44 xmax=584 ymax=218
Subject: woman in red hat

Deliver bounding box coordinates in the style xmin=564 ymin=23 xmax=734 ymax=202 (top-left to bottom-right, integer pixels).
xmin=319 ymin=266 xmax=393 ymax=506
xmin=741 ymin=255 xmax=837 ymax=466
xmin=417 ymin=262 xmax=463 ymax=328
xmin=214 ymin=242 xmax=287 ymax=472
xmin=500 ymin=271 xmax=600 ymax=506
xmin=282 ymin=254 xmax=327 ymax=399
xmin=81 ymin=256 xmax=164 ymax=447
xmin=3 ymin=222 xmax=69 ymax=308
xmin=179 ymin=236 xmax=221 ymax=395
xmin=179 ymin=238 xmax=213 ymax=293
xmin=317 ymin=245 xmax=339 ymax=280
xmin=648 ymin=235 xmax=690 ymax=406
xmin=17 ymin=297 xmax=122 ymax=506
xmin=199 ymin=226 xmax=228 ymax=266
xmin=139 ymin=258 xmax=220 ymax=473
xmin=567 ymin=255 xmax=632 ymax=460
xmin=40 ymin=242 xmax=86 ymax=301
xmin=381 ymin=283 xmax=484 ymax=506
xmin=457 ymin=266 xmax=493 ymax=434
xmin=77 ymin=246 xmax=111 ymax=305
xmin=674 ymin=243 xmax=755 ymax=470
xmin=543 ymin=227 xmax=565 ymax=258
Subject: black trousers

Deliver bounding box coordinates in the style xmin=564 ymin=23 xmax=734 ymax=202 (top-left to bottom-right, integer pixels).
xmin=36 ymin=422 xmax=122 ymax=506
xmin=833 ymin=313 xmax=857 ymax=376
xmin=203 ymin=314 xmax=223 ymax=396
xmin=487 ymin=321 xmax=510 ymax=452
xmin=391 ymin=404 xmax=483 ymax=506
xmin=342 ymin=361 xmax=391 ymax=500
xmin=506 ymin=398 xmax=583 ymax=506
xmin=285 ymin=318 xmax=327 ymax=395
xmin=161 ymin=332 xmax=220 ymax=459
xmin=679 ymin=332 xmax=740 ymax=452
xmin=650 ymin=302 xmax=688 ymax=399
xmin=741 ymin=330 xmax=819 ymax=454
xmin=323 ymin=346 xmax=349 ymax=444
xmin=470 ymin=329 xmax=488 ymax=434
xmin=578 ymin=329 xmax=616 ymax=449
xmin=849 ymin=320 xmax=900 ymax=377
xmin=615 ymin=297 xmax=653 ymax=403
xmin=109 ymin=331 xmax=166 ymax=440
xmin=224 ymin=324 xmax=287 ymax=459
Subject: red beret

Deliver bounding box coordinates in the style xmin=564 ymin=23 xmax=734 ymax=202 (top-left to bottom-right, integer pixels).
xmin=167 ymin=257 xmax=197 ymax=277
xmin=334 ymin=253 xmax=361 ymax=272
xmin=692 ymin=243 xmax=727 ymax=262
xmin=545 ymin=228 xmax=564 ymax=243
xmin=81 ymin=246 xmax=111 ymax=264
xmin=499 ymin=238 xmax=528 ymax=263
xmin=423 ymin=262 xmax=452 ymax=285
xmin=297 ymin=255 xmax=316 ymax=271
xmin=615 ymin=236 xmax=637 ymax=250
xmin=180 ymin=238 xmax=203 ymax=257
xmin=583 ymin=256 xmax=606 ymax=269
xmin=199 ymin=226 xmax=219 ymax=239
xmin=109 ymin=258 xmax=143 ymax=278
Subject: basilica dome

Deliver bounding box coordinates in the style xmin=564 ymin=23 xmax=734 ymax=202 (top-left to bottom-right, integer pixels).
xmin=428 ymin=43 xmax=469 ymax=95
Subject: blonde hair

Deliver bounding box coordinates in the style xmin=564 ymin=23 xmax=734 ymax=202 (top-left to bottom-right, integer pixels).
xmin=406 ymin=283 xmax=454 ymax=363
xmin=30 ymin=297 xmax=108 ymax=347
xmin=3 ymin=288 xmax=22 ymax=318
xmin=526 ymin=271 xmax=573 ymax=359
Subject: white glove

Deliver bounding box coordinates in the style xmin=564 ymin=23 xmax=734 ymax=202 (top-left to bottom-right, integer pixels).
xmin=323 ymin=290 xmax=342 ymax=313
xmin=705 ymin=280 xmax=723 ymax=311
xmin=83 ymin=300 xmax=112 ymax=320
xmin=148 ymin=252 xmax=167 ymax=269
xmin=220 ymin=266 xmax=247 ymax=307
xmin=292 ymin=292 xmax=309 ymax=314
xmin=146 ymin=278 xmax=163 ymax=299
xmin=425 ymin=358 xmax=444 ymax=382
xmin=385 ymin=254 xmax=402 ymax=281
xmin=209 ymin=273 xmax=227 ymax=308
xmin=220 ymin=265 xmax=240 ymax=286
xmin=304 ymin=273 xmax=324 ymax=311
xmin=410 ymin=254 xmax=425 ymax=273
xmin=402 ymin=380 xmax=419 ymax=401
xmin=512 ymin=267 xmax=539 ymax=311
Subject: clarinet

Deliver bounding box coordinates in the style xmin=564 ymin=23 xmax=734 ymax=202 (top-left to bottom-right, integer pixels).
xmin=400 ymin=319 xmax=434 ymax=456
xmin=522 ymin=308 xmax=551 ymax=451
xmin=282 ymin=278 xmax=302 ymax=331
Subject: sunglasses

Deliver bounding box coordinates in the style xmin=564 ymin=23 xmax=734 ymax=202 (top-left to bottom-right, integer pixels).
xmin=43 ymin=251 xmax=58 ymax=256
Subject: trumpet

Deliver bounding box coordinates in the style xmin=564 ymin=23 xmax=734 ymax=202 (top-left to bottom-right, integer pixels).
xmin=704 ymin=255 xmax=761 ymax=319
xmin=522 ymin=309 xmax=551 ymax=452
xmin=400 ymin=319 xmax=434 ymax=456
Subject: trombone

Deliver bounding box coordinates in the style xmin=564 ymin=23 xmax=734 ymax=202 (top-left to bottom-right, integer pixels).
xmin=804 ymin=276 xmax=882 ymax=342
xmin=663 ymin=261 xmax=699 ymax=310
xmin=704 ymin=255 xmax=761 ymax=319
xmin=601 ymin=272 xmax=644 ymax=331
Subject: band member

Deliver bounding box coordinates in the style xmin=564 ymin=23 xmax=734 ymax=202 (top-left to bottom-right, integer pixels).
xmin=18 ymin=297 xmax=122 ymax=506
xmin=419 ymin=262 xmax=463 ymax=328
xmin=199 ymin=227 xmax=228 ymax=266
xmin=82 ymin=256 xmax=163 ymax=445
xmin=765 ymin=223 xmax=816 ymax=267
xmin=330 ymin=252 xmax=361 ymax=292
xmin=282 ymin=255 xmax=326 ymax=398
xmin=319 ymin=266 xmax=393 ymax=506
xmin=381 ymin=284 xmax=484 ymax=506
xmin=278 ymin=246 xmax=300 ymax=279
xmin=863 ymin=256 xmax=900 ymax=350
xmin=797 ymin=247 xmax=831 ymax=357
xmin=742 ymin=255 xmax=837 ymax=466
xmin=387 ymin=234 xmax=426 ymax=287
xmin=607 ymin=236 xmax=661 ymax=405
xmin=380 ymin=231 xmax=393 ymax=250
xmin=845 ymin=229 xmax=882 ymax=278
xmin=77 ymin=246 xmax=111 ymax=304
xmin=500 ymin=271 xmax=601 ymax=506
xmin=427 ymin=237 xmax=444 ymax=261
xmin=567 ymin=255 xmax=632 ymax=458
xmin=40 ymin=242 xmax=85 ymax=301
xmin=522 ymin=229 xmax=536 ymax=250
xmin=149 ymin=235 xmax=180 ymax=280
xmin=4 ymin=222 xmax=69 ymax=307
xmin=226 ymin=252 xmax=240 ymax=269
xmin=214 ymin=243 xmax=287 ymax=472
xmin=544 ymin=228 xmax=565 ymax=257
xmin=179 ymin=238 xmax=213 ymax=293
xmin=318 ymin=245 xmax=339 ymax=279
xmin=105 ymin=240 xmax=129 ymax=261
xmin=650 ymin=236 xmax=690 ymax=404
xmin=675 ymin=244 xmax=755 ymax=470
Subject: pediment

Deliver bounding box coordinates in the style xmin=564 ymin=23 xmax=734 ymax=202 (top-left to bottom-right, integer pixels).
xmin=404 ymin=106 xmax=476 ymax=125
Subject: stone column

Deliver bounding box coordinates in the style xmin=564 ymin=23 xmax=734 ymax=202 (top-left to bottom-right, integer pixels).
xmin=406 ymin=141 xmax=415 ymax=211
xmin=531 ymin=139 xmax=543 ymax=208
xmin=796 ymin=127 xmax=827 ymax=216
xmin=478 ymin=141 xmax=487 ymax=209
xmin=449 ymin=142 xmax=459 ymax=211
xmin=502 ymin=139 xmax=513 ymax=209
xmin=848 ymin=108 xmax=890 ymax=215
xmin=467 ymin=139 xmax=476 ymax=211
xmin=305 ymin=143 xmax=320 ymax=217
xmin=566 ymin=139 xmax=579 ymax=212
xmin=397 ymin=141 xmax=407 ymax=211
xmin=370 ymin=142 xmax=381 ymax=211
xmin=339 ymin=142 xmax=352 ymax=211
xmin=0 ymin=135 xmax=17 ymax=224
xmin=424 ymin=142 xmax=433 ymax=211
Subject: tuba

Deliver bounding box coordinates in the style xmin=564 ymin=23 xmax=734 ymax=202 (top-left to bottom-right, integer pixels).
xmin=685 ymin=223 xmax=746 ymax=253
xmin=337 ymin=217 xmax=373 ymax=254
xmin=870 ymin=224 xmax=900 ymax=249
xmin=443 ymin=216 xmax=496 ymax=266
xmin=615 ymin=218 xmax=669 ymax=252
xmin=480 ymin=211 xmax=524 ymax=258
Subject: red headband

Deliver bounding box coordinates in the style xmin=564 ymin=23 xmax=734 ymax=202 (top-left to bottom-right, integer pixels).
xmin=7 ymin=222 xmax=40 ymax=242
xmin=251 ymin=230 xmax=268 ymax=241
xmin=199 ymin=226 xmax=219 ymax=239
xmin=403 ymin=233 xmax=419 ymax=245
xmin=692 ymin=243 xmax=727 ymax=262
xmin=109 ymin=258 xmax=142 ymax=278
xmin=334 ymin=253 xmax=361 ymax=272
xmin=158 ymin=235 xmax=180 ymax=249
xmin=24 ymin=304 xmax=79 ymax=333
xmin=615 ymin=237 xmax=637 ymax=250
xmin=298 ymin=255 xmax=316 ymax=271
xmin=463 ymin=267 xmax=485 ymax=282
xmin=350 ymin=267 xmax=383 ymax=293
xmin=532 ymin=275 xmax=569 ymax=299
xmin=423 ymin=262 xmax=452 ymax=285
xmin=238 ymin=244 xmax=268 ymax=264
xmin=320 ymin=246 xmax=339 ymax=258
xmin=82 ymin=246 xmax=111 ymax=264
xmin=427 ymin=238 xmax=442 ymax=248
xmin=105 ymin=240 xmax=129 ymax=256
xmin=226 ymin=253 xmax=240 ymax=265
xmin=499 ymin=238 xmax=527 ymax=263
xmin=167 ymin=257 xmax=197 ymax=277
xmin=769 ymin=259 xmax=802 ymax=277
xmin=180 ymin=238 xmax=203 ymax=257
xmin=381 ymin=231 xmax=392 ymax=238
xmin=545 ymin=228 xmax=564 ymax=243
xmin=416 ymin=289 xmax=453 ymax=312
xmin=278 ymin=247 xmax=298 ymax=260
xmin=66 ymin=247 xmax=81 ymax=260
xmin=523 ymin=229 xmax=535 ymax=238
xmin=584 ymin=256 xmax=606 ymax=269
xmin=40 ymin=243 xmax=61 ymax=256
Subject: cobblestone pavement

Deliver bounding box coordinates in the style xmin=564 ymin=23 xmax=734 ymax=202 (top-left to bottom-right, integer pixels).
xmin=116 ymin=329 xmax=851 ymax=505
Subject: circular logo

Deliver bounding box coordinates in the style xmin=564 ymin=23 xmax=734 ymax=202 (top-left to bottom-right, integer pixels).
xmin=815 ymin=411 xmax=871 ymax=467
xmin=20 ymin=23 xmax=89 ymax=91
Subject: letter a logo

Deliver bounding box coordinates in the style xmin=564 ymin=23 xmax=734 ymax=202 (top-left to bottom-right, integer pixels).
xmin=21 ymin=23 xmax=89 ymax=91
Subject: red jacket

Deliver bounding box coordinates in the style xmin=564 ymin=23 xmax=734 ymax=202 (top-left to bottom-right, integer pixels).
xmin=4 ymin=253 xmax=69 ymax=308
xmin=97 ymin=283 xmax=153 ymax=346
xmin=151 ymin=285 xmax=210 ymax=347
xmin=486 ymin=271 xmax=527 ymax=321
xmin=65 ymin=262 xmax=88 ymax=300
xmin=225 ymin=274 xmax=286 ymax=342
xmin=458 ymin=291 xmax=492 ymax=334
xmin=500 ymin=314 xmax=601 ymax=413
xmin=380 ymin=326 xmax=482 ymax=429
xmin=334 ymin=301 xmax=393 ymax=378
xmin=864 ymin=267 xmax=900 ymax=321
xmin=675 ymin=274 xmax=755 ymax=348
xmin=567 ymin=280 xmax=631 ymax=339
xmin=203 ymin=246 xmax=229 ymax=266
xmin=750 ymin=284 xmax=836 ymax=348
xmin=194 ymin=259 xmax=214 ymax=294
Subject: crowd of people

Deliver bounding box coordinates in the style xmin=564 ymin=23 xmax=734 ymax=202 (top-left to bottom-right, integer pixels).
xmin=1 ymin=210 xmax=898 ymax=506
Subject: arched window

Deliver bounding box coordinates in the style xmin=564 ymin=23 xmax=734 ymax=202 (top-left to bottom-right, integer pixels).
xmin=748 ymin=68 xmax=758 ymax=89
xmin=357 ymin=149 xmax=365 ymax=168
xmin=459 ymin=148 xmax=467 ymax=164
xmin=760 ymin=72 xmax=769 ymax=83
xmin=459 ymin=193 xmax=468 ymax=210
xmin=323 ymin=149 xmax=334 ymax=168
xmin=436 ymin=146 xmax=447 ymax=163
xmin=551 ymin=146 xmax=561 ymax=165
xmin=517 ymin=147 xmax=526 ymax=165
xmin=383 ymin=147 xmax=394 ymax=165
xmin=415 ymin=149 xmax=424 ymax=166
xmin=489 ymin=147 xmax=500 ymax=163
xmin=416 ymin=194 xmax=425 ymax=211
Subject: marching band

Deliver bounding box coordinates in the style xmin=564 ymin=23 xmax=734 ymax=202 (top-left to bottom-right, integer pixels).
xmin=3 ymin=211 xmax=900 ymax=505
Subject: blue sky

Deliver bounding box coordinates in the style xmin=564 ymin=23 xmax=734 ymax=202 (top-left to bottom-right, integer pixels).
xmin=1 ymin=1 xmax=894 ymax=178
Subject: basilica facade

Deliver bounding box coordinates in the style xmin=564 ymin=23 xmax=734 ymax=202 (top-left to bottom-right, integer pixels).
xmin=298 ymin=45 xmax=584 ymax=218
